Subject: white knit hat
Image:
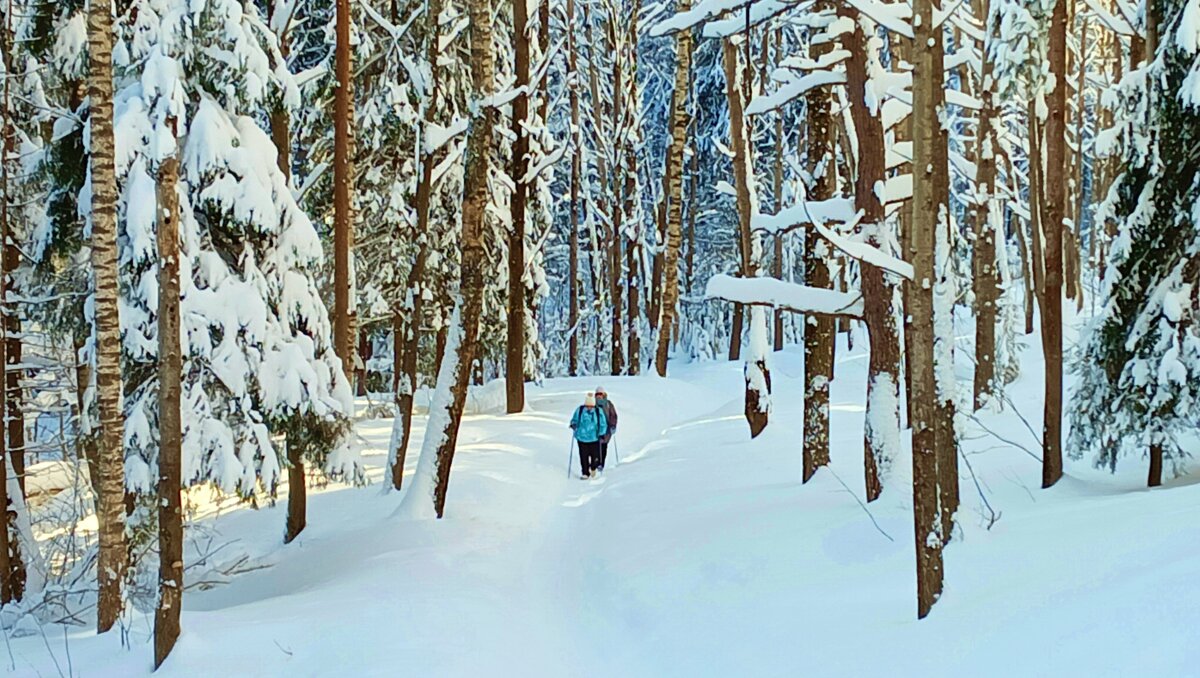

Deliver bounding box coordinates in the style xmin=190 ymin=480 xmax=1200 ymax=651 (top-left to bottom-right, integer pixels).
xmin=595 ymin=386 xmax=607 ymax=396
xmin=585 ymin=393 xmax=596 ymax=407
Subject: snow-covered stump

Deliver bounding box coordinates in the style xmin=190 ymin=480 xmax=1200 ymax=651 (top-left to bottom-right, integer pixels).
xmin=744 ymin=306 xmax=772 ymax=438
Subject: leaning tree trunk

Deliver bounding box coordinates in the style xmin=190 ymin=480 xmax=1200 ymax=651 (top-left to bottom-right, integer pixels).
xmin=333 ymin=0 xmax=356 ymax=380
xmin=722 ymin=39 xmax=770 ymax=438
xmin=389 ymin=0 xmax=445 ymax=490
xmin=655 ymin=0 xmax=692 ymax=377
xmin=87 ymin=0 xmax=128 ymax=633
xmin=842 ymin=8 xmax=900 ymax=503
xmin=154 ymin=138 xmax=183 ymax=669
xmin=910 ymin=0 xmax=945 ymax=619
xmin=506 ymin=0 xmax=531 ymax=413
xmin=405 ymin=0 xmax=495 ymax=519
xmin=1041 ymin=0 xmax=1067 ymax=489
xmin=803 ymin=4 xmax=835 ymax=480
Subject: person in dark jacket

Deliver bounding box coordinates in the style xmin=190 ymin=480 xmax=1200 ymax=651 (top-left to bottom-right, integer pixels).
xmin=595 ymin=386 xmax=618 ymax=471
xmin=570 ymin=393 xmax=608 ymax=478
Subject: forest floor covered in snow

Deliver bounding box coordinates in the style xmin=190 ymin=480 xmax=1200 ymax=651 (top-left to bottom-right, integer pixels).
xmin=7 ymin=313 xmax=1200 ymax=677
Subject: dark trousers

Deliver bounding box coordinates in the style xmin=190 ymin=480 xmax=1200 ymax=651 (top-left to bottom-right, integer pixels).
xmin=599 ymin=441 xmax=609 ymax=469
xmin=578 ymin=440 xmax=601 ymax=476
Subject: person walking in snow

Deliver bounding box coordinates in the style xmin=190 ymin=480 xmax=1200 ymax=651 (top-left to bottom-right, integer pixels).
xmin=570 ymin=393 xmax=608 ymax=478
xmin=595 ymin=386 xmax=618 ymax=471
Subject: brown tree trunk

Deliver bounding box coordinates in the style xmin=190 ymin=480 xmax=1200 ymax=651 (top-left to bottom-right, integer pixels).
xmin=88 ymin=0 xmax=128 ymax=632
xmin=842 ymin=9 xmax=898 ymax=503
xmin=568 ymin=0 xmax=580 ymax=376
xmin=911 ymin=0 xmax=945 ymax=618
xmin=1148 ymin=443 xmax=1163 ymax=487
xmin=686 ymin=147 xmax=697 ymax=294
xmin=429 ymin=0 xmax=496 ymax=518
xmin=285 ymin=440 xmax=306 ymax=543
xmin=390 ymin=0 xmax=445 ymax=489
xmin=1041 ymin=0 xmax=1067 ymax=488
xmin=722 ymin=38 xmax=769 ymax=438
xmin=153 ymin=140 xmax=183 ymax=670
xmin=0 ymin=28 xmax=23 ymax=601
xmin=971 ymin=16 xmax=999 ymax=410
xmin=268 ymin=0 xmax=292 ymax=180
xmin=333 ymin=0 xmax=356 ymax=380
xmin=655 ymin=7 xmax=691 ymax=377
xmin=803 ymin=6 xmax=835 ymax=480
xmin=506 ymin=0 xmax=531 ymax=413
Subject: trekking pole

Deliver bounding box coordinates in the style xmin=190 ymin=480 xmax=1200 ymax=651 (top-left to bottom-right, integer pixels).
xmin=612 ymin=439 xmax=620 ymax=465
xmin=566 ymin=437 xmax=576 ymax=478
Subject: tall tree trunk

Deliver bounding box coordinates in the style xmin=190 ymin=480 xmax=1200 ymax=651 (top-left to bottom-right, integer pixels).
xmin=624 ymin=3 xmax=642 ymax=374
xmin=0 ymin=26 xmax=23 ymax=601
xmin=568 ymin=0 xmax=581 ymax=376
xmin=971 ymin=14 xmax=1000 ymax=410
xmin=153 ymin=139 xmax=183 ymax=669
xmin=268 ymin=0 xmax=292 ymax=180
xmin=686 ymin=145 xmax=697 ymax=294
xmin=1148 ymin=443 xmax=1163 ymax=487
xmin=655 ymin=10 xmax=691 ymax=377
xmin=390 ymin=0 xmax=445 ymax=489
xmin=931 ymin=32 xmax=959 ymax=542
xmin=910 ymin=0 xmax=945 ymax=618
xmin=333 ymin=0 xmax=356 ymax=380
xmin=803 ymin=5 xmax=835 ymax=480
xmin=421 ymin=0 xmax=496 ymax=518
xmin=506 ymin=0 xmax=531 ymax=413
xmin=608 ymin=13 xmax=625 ymax=377
xmin=87 ymin=0 xmax=128 ymax=632
xmin=723 ymin=38 xmax=769 ymax=438
xmin=1041 ymin=0 xmax=1067 ymax=488
xmin=842 ymin=9 xmax=898 ymax=502
xmin=771 ymin=31 xmax=785 ymax=352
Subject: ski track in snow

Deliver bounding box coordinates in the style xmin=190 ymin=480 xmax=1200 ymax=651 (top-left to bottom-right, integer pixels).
xmin=8 ymin=309 xmax=1200 ymax=676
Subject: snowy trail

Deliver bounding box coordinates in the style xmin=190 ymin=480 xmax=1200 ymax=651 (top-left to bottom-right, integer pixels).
xmin=9 ymin=325 xmax=1200 ymax=676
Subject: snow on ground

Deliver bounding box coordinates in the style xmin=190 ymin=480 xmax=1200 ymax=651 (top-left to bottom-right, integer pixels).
xmin=7 ymin=311 xmax=1200 ymax=677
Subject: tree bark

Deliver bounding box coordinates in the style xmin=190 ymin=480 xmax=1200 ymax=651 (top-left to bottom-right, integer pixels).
xmin=1041 ymin=0 xmax=1067 ymax=488
xmin=722 ymin=39 xmax=769 ymax=438
xmin=506 ymin=0 xmax=531 ymax=413
xmin=284 ymin=440 xmax=306 ymax=543
xmin=655 ymin=10 xmax=692 ymax=377
xmin=971 ymin=15 xmax=999 ymax=410
xmin=1148 ymin=443 xmax=1163 ymax=487
xmin=842 ymin=9 xmax=898 ymax=503
xmin=153 ymin=141 xmax=183 ymax=670
xmin=910 ymin=0 xmax=945 ymax=618
xmin=333 ymin=0 xmax=356 ymax=380
xmin=567 ymin=0 xmax=580 ymax=376
xmin=428 ymin=0 xmax=496 ymax=518
xmin=803 ymin=6 xmax=835 ymax=480
xmin=88 ymin=0 xmax=128 ymax=632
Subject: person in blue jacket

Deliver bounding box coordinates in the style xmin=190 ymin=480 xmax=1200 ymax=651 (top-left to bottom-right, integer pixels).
xmin=570 ymin=393 xmax=608 ymax=478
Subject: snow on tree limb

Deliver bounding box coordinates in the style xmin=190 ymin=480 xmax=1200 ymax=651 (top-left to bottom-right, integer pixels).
xmin=701 ymin=0 xmax=806 ymax=37
xmin=747 ymin=70 xmax=845 ymax=115
xmin=813 ymin=224 xmax=914 ymax=280
xmin=706 ymin=274 xmax=865 ymax=318
xmin=751 ymin=196 xmax=858 ymax=233
xmin=1081 ymin=0 xmax=1135 ymax=35
xmin=842 ymin=0 xmax=912 ymax=37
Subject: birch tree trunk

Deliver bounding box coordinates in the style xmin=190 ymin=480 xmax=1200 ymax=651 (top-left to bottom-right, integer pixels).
xmin=153 ymin=138 xmax=183 ymax=669
xmin=87 ymin=0 xmax=128 ymax=632
xmin=910 ymin=0 xmax=945 ymax=618
xmin=655 ymin=3 xmax=692 ymax=377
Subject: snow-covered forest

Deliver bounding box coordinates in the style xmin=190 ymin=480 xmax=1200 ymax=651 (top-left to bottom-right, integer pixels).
xmin=0 ymin=0 xmax=1197 ymax=672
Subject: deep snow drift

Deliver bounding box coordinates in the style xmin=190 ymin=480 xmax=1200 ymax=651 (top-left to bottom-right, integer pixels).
xmin=6 ymin=321 xmax=1200 ymax=677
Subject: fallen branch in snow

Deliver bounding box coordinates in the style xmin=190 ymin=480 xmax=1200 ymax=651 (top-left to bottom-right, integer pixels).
xmin=828 ymin=468 xmax=894 ymax=542
xmin=959 ymin=450 xmax=1001 ymax=530
xmin=705 ymin=274 xmax=864 ymax=318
